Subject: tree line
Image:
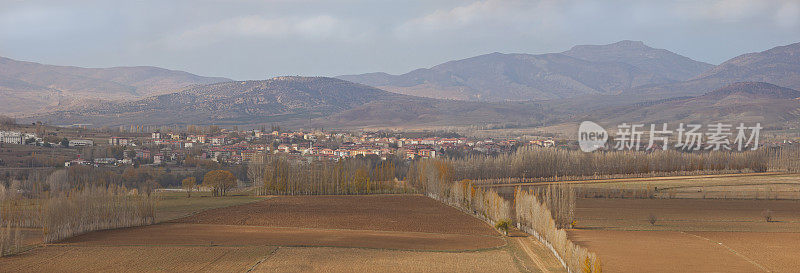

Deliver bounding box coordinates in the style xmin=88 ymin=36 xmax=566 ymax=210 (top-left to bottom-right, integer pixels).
xmin=248 ymin=155 xmax=410 ymax=195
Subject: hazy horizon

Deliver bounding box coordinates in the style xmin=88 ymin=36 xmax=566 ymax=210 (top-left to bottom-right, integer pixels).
xmin=1 ymin=0 xmax=799 ymax=80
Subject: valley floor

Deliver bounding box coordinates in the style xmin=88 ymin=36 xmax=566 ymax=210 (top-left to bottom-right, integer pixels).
xmin=0 ymin=195 xmax=560 ymax=272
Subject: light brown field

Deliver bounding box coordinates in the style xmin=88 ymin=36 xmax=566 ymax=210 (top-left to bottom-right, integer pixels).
xmin=1 ymin=194 xmax=561 ymax=272
xmin=565 ymin=174 xmax=800 ymax=272
xmin=0 ymin=245 xmax=275 ymax=273
xmin=570 ymin=229 xmax=800 ymax=272
xmin=568 ymin=230 xmax=770 ymax=272
xmin=251 ymin=246 xmax=520 ymax=273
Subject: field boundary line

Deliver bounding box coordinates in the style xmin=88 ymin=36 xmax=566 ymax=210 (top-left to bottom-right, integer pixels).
xmin=680 ymin=231 xmax=770 ymax=272
xmin=245 ymin=246 xmax=280 ymax=272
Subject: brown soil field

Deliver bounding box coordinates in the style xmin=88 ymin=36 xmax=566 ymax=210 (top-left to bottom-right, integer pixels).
xmin=2 ymin=194 xmax=562 ymax=272
xmin=568 ymin=230 xmax=774 ymax=272
xmin=173 ymin=194 xmax=498 ymax=236
xmin=575 ymin=198 xmax=800 ymax=231
xmin=59 ymin=223 xmax=504 ymax=251
xmin=251 ymin=246 xmax=521 ymax=272
xmin=689 ymin=231 xmax=800 ymax=272
xmin=0 ymin=245 xmax=275 ymax=272
xmin=570 ymin=197 xmax=800 ymax=272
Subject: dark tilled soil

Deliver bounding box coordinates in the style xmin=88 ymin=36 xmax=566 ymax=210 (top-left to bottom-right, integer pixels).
xmin=172 ymin=194 xmax=497 ymax=236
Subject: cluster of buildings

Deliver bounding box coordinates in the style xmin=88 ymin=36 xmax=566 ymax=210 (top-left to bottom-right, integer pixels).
xmin=62 ymin=129 xmax=559 ymax=166
xmin=0 ymin=130 xmax=39 ymax=145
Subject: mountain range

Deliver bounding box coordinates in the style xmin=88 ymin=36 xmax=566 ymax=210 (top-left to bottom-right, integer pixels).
xmin=338 ymin=41 xmax=713 ymax=101
xmin=10 ymin=40 xmax=800 ymax=131
xmin=621 ymin=42 xmax=800 ymax=101
xmin=0 ymin=57 xmax=230 ymax=114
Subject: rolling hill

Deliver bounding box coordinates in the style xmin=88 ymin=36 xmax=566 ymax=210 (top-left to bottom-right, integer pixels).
xmin=0 ymin=56 xmax=231 ymax=114
xmin=582 ymin=82 xmax=800 ymax=129
xmin=338 ymin=41 xmax=711 ymax=101
xmin=625 ymin=42 xmax=800 ymax=99
xmin=31 ymin=76 xmax=556 ymax=128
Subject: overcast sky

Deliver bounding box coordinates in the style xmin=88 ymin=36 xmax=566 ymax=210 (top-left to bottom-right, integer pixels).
xmin=1 ymin=0 xmax=798 ymax=80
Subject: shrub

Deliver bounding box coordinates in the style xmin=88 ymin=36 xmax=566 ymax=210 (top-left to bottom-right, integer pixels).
xmin=648 ymin=213 xmax=658 ymax=226
xmin=495 ymin=219 xmax=511 ymax=236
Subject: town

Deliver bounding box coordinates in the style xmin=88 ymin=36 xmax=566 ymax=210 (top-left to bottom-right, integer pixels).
xmin=0 ymin=125 xmax=557 ymax=168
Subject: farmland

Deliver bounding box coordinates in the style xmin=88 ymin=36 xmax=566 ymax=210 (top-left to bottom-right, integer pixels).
xmin=1 ymin=194 xmax=558 ymax=272
xmin=523 ymin=173 xmax=800 ymax=272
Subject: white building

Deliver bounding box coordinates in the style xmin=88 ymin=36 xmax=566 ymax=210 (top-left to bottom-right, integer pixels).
xmin=69 ymin=139 xmax=94 ymax=147
xmin=109 ymin=137 xmax=130 ymax=146
xmin=0 ymin=131 xmax=37 ymax=145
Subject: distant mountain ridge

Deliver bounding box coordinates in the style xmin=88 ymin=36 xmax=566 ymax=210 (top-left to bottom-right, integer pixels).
xmin=0 ymin=56 xmax=231 ymax=114
xmin=11 ymin=40 xmax=800 ymax=131
xmin=625 ymin=42 xmax=800 ymax=99
xmin=32 ymin=76 xmax=556 ymax=128
xmin=562 ymin=40 xmax=714 ymax=81
xmin=338 ymin=41 xmax=711 ymax=101
xmin=582 ymin=82 xmax=800 ymax=128
xmin=35 ymin=77 xmax=396 ymax=126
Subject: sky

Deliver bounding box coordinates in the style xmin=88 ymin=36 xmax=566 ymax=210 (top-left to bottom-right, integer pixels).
xmin=1 ymin=0 xmax=798 ymax=80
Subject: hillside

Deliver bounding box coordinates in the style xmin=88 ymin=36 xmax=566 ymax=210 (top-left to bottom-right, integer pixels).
xmin=32 ymin=77 xmax=398 ymax=126
xmin=582 ymin=82 xmax=800 ymax=129
xmin=314 ymin=99 xmax=555 ymax=129
xmin=30 ymin=76 xmax=558 ymax=128
xmin=626 ymin=42 xmax=800 ymax=99
xmin=338 ymin=41 xmax=712 ymax=101
xmin=0 ymin=56 xmax=231 ymax=114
